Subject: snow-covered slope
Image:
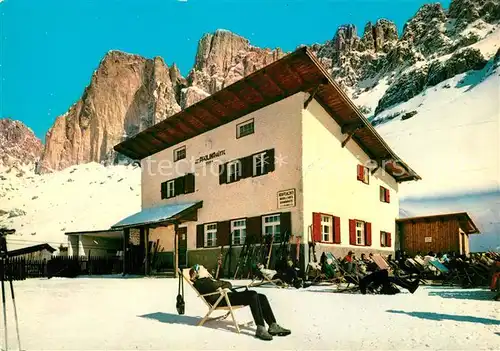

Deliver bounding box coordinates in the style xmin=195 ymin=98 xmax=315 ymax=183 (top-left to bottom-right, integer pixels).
xmin=373 ymin=47 xmax=499 ymax=251
xmin=0 ymin=163 xmax=141 ymax=251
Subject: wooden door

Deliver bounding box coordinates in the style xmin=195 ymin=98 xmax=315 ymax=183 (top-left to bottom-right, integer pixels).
xmin=177 ymin=227 xmax=188 ymax=268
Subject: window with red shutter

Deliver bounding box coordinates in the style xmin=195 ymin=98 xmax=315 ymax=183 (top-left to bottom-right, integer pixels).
xmin=380 ymin=231 xmax=392 ymax=247
xmin=349 ymin=219 xmax=356 ymax=245
xmin=365 ymin=222 xmax=372 ymax=246
xmin=333 ymin=216 xmax=341 ymax=244
xmin=380 ymin=186 xmax=391 ymax=203
xmin=357 ymin=165 xmax=369 ymax=184
xmin=312 ymin=213 xmax=322 ymax=243
xmin=357 ymin=165 xmax=364 ymax=181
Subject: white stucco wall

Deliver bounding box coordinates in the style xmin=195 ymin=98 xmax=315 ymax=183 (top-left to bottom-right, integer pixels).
xmin=141 ymin=93 xmax=306 ymax=250
xmin=301 ymin=98 xmax=399 ymax=252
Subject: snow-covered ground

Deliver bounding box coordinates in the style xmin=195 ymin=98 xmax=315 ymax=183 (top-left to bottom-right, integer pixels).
xmin=0 ymin=163 xmax=141 ymax=251
xmin=1 ymin=277 xmax=498 ymax=350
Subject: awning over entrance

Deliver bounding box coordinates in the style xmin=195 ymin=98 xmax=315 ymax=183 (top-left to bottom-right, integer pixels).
xmin=111 ymin=201 xmax=203 ymax=229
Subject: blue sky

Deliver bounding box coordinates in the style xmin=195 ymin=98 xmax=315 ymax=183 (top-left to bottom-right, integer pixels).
xmin=0 ymin=0 xmax=450 ymax=141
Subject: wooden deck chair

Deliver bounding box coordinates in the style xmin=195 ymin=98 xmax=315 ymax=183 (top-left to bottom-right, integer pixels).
xmin=179 ymin=268 xmax=247 ymax=333
xmin=248 ymin=268 xmax=286 ymax=288
xmin=372 ymin=254 xmax=391 ymax=271
xmin=325 ymin=252 xmax=359 ymax=291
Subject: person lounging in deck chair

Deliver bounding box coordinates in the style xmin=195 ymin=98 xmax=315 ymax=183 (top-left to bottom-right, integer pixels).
xmin=189 ymin=264 xmax=291 ymax=341
xmin=359 ymin=269 xmax=420 ymax=295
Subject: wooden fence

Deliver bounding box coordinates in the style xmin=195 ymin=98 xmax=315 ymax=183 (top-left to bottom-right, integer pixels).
xmin=1 ymin=256 xmax=123 ymax=281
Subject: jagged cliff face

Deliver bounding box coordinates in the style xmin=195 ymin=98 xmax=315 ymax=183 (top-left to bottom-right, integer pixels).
xmin=0 ymin=118 xmax=43 ymax=169
xmin=38 ymin=52 xmax=182 ymax=173
xmin=38 ymin=30 xmax=284 ymax=172
xmin=312 ymin=0 xmax=498 ymax=111
xmin=34 ymin=0 xmax=499 ymax=172
xmin=184 ymin=29 xmax=284 ymax=107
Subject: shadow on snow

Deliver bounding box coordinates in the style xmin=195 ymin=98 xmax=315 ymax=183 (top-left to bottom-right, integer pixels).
xmin=386 ymin=310 xmax=500 ymax=326
xmin=138 ymin=311 xmax=255 ymax=336
xmin=427 ymin=289 xmax=496 ymax=301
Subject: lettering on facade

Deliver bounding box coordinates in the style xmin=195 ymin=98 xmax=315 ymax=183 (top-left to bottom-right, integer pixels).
xmin=277 ymin=188 xmax=296 ymax=209
xmin=195 ymin=150 xmax=226 ymax=164
xmin=424 ymin=237 xmax=432 ymax=243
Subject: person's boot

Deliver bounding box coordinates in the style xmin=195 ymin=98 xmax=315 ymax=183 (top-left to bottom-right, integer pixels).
xmin=359 ymin=279 xmax=367 ymax=294
xmin=268 ymin=322 xmax=291 ymax=336
xmin=255 ymin=325 xmax=273 ymax=341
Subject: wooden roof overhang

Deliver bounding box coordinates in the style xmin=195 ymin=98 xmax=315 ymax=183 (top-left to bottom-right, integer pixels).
xmin=397 ymin=212 xmax=481 ymax=234
xmin=114 ymin=47 xmax=420 ymax=183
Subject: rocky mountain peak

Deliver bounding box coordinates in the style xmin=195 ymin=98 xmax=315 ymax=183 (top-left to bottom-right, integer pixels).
xmin=334 ymin=24 xmax=359 ymax=52
xmin=449 ymin=0 xmax=500 ymax=29
xmin=400 ymin=3 xmax=448 ymax=56
xmin=194 ymin=29 xmax=250 ymax=72
xmin=38 ymin=50 xmax=181 ymax=173
xmin=361 ymin=19 xmax=398 ymax=52
xmin=185 ymin=29 xmax=285 ymax=106
xmin=0 ymin=118 xmax=43 ymax=169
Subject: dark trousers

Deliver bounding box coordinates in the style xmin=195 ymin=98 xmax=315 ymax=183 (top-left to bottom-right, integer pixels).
xmin=276 ymin=267 xmax=298 ymax=283
xmin=219 ymin=290 xmax=276 ymax=326
xmin=361 ymin=269 xmax=415 ymax=292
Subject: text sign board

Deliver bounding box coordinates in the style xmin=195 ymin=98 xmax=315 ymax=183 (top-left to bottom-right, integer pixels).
xmin=425 ymin=237 xmax=432 ymax=243
xmin=277 ymin=188 xmax=296 ymax=209
xmin=195 ymin=150 xmax=226 ymax=164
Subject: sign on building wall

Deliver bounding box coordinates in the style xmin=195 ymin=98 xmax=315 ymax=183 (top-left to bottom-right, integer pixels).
xmin=425 ymin=237 xmax=432 ymax=243
xmin=277 ymin=188 xmax=296 ymax=209
xmin=195 ymin=150 xmax=226 ymax=164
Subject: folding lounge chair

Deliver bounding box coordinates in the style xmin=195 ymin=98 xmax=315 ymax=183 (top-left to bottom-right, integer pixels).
xmin=248 ymin=267 xmax=286 ymax=288
xmin=372 ymin=254 xmax=391 ymax=271
xmin=325 ymin=252 xmax=360 ymax=292
xmin=429 ymin=259 xmax=449 ymax=274
xmin=179 ymin=268 xmax=248 ymax=333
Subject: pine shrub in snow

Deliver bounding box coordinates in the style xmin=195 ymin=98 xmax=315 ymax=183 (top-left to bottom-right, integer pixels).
xmin=427 ymin=48 xmax=487 ymax=86
xmin=375 ymin=69 xmax=428 ymax=114
xmin=376 ymin=47 xmax=487 ymax=114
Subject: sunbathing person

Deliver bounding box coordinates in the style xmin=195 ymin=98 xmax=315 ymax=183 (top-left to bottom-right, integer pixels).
xmin=189 ymin=264 xmax=291 ymax=340
xmin=365 ymin=253 xmax=379 ymax=273
xmin=342 ymin=251 xmax=357 ymax=273
xmin=359 ymin=269 xmax=420 ymax=295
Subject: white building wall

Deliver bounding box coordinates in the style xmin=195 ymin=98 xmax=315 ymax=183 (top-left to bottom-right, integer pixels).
xmin=141 ymin=93 xmax=306 ymax=249
xmin=302 ymin=98 xmax=399 ymax=253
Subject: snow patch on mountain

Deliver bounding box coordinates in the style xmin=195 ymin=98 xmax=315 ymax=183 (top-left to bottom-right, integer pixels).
xmin=374 ymin=53 xmax=500 ymax=251
xmin=0 ymin=163 xmax=141 ymax=251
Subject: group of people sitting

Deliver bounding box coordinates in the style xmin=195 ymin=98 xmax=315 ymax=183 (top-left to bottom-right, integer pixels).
xmin=341 ymin=251 xmax=420 ymax=295
xmin=255 ymin=259 xmax=308 ymax=289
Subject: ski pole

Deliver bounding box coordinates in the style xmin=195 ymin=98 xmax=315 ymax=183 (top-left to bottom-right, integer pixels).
xmin=1 ymin=258 xmax=8 ymax=351
xmin=7 ymin=261 xmax=21 ymax=350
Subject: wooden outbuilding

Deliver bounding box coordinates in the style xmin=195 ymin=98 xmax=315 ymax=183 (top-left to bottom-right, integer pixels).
xmin=396 ymin=212 xmax=480 ymax=256
xmin=8 ymin=243 xmax=56 ymax=260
